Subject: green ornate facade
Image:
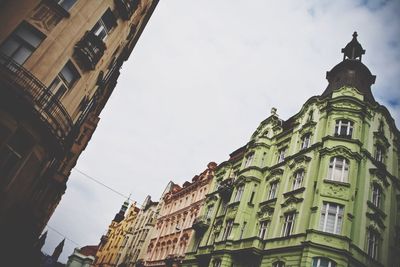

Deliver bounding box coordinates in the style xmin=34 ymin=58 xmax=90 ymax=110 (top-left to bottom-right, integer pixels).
xmin=183 ymin=33 xmax=400 ymax=267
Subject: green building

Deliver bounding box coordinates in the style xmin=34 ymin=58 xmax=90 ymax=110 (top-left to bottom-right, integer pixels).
xmin=183 ymin=33 xmax=400 ymax=267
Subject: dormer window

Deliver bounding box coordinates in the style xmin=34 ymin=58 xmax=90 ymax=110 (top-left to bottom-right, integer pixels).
xmin=335 ymin=119 xmax=353 ymax=138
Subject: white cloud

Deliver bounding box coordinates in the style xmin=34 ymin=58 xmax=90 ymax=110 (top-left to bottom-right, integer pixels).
xmin=43 ymin=0 xmax=400 ymax=262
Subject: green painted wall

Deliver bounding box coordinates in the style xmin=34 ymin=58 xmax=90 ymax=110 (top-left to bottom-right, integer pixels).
xmin=183 ymin=62 xmax=400 ymax=267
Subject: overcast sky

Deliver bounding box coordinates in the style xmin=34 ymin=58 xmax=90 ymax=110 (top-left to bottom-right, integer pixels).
xmin=42 ymin=0 xmax=400 ymax=262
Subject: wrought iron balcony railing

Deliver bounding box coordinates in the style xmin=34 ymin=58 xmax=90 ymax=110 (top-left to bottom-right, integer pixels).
xmin=74 ymin=31 xmax=106 ymax=70
xmin=114 ymin=0 xmax=140 ymax=20
xmin=192 ymin=215 xmax=210 ymax=233
xmin=0 ymin=54 xmax=73 ymax=146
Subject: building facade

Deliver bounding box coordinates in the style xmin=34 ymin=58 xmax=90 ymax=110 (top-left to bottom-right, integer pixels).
xmin=144 ymin=162 xmax=217 ymax=267
xmin=0 ymin=0 xmax=158 ymax=264
xmin=66 ymin=245 xmax=98 ymax=267
xmin=94 ymin=200 xmax=140 ymax=266
xmin=183 ymin=33 xmax=400 ymax=267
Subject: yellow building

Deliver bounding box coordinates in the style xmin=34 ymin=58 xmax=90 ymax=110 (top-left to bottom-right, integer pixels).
xmin=0 ymin=0 xmax=159 ymax=265
xmin=95 ymin=200 xmax=140 ymax=266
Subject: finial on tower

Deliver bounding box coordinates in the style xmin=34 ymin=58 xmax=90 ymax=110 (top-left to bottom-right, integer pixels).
xmin=341 ymin=31 xmax=365 ymax=61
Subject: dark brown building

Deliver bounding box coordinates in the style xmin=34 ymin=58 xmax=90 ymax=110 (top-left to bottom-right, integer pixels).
xmin=0 ymin=0 xmax=158 ymax=265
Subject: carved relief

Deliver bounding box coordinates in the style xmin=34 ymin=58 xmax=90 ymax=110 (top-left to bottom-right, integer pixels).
xmin=28 ymin=2 xmax=65 ymax=33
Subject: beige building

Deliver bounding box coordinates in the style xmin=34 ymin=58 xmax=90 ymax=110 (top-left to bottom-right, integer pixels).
xmin=95 ymin=200 xmax=140 ymax=266
xmin=144 ymin=163 xmax=217 ymax=267
xmin=0 ymin=0 xmax=159 ymax=264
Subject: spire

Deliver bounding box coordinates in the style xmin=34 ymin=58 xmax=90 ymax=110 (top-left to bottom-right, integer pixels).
xmin=52 ymin=238 xmax=65 ymax=261
xmin=35 ymin=231 xmax=47 ymax=249
xmin=341 ymin=31 xmax=365 ymax=61
xmin=113 ymin=199 xmax=129 ymax=223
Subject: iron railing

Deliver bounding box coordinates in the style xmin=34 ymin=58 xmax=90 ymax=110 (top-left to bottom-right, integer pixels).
xmin=0 ymin=54 xmax=73 ymax=145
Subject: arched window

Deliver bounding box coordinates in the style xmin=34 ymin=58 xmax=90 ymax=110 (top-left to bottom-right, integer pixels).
xmin=292 ymin=170 xmax=304 ymax=190
xmin=312 ymin=257 xmax=336 ymax=267
xmin=328 ymin=157 xmax=349 ymax=182
xmin=335 ymin=119 xmax=353 ymax=138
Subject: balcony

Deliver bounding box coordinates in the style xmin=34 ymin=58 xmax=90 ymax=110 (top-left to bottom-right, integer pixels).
xmin=115 ymin=0 xmax=140 ymax=20
xmin=74 ymin=31 xmax=106 ymax=70
xmin=0 ymin=54 xmax=73 ymax=147
xmin=192 ymin=215 xmax=210 ymax=233
xmin=217 ymin=178 xmax=234 ymax=199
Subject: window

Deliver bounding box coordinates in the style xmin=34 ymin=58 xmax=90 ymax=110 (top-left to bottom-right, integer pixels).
xmin=335 ymin=119 xmax=353 ymax=138
xmin=375 ymin=145 xmax=384 ymax=163
xmin=301 ymin=133 xmax=311 ymax=150
xmin=222 ymin=220 xmax=233 ymax=240
xmin=234 ymin=184 xmax=244 ymax=202
xmin=327 ymin=157 xmax=349 ymax=182
xmin=220 ymin=201 xmax=228 ymax=215
xmin=49 ymin=60 xmax=80 ymax=99
xmin=244 ymin=153 xmax=254 ymax=167
xmin=268 ymin=181 xmax=278 ymax=200
xmin=277 ymin=148 xmax=286 ymax=163
xmin=0 ymin=129 xmax=33 ymax=189
xmin=292 ymin=170 xmax=304 ymax=190
xmin=249 ymin=184 xmax=256 ymax=204
xmin=312 ymin=257 xmax=336 ymax=267
xmin=56 ymin=0 xmax=77 ymax=10
xmin=319 ymin=202 xmax=344 ymax=234
xmin=0 ymin=23 xmax=44 ymax=64
xmin=213 ymin=259 xmax=222 ymax=267
xmin=371 ymin=184 xmax=382 ymax=208
xmin=282 ymin=213 xmax=296 ymax=237
xmin=239 ymin=221 xmax=247 ymax=239
xmin=273 ymin=261 xmax=285 ymax=267
xmin=307 ymin=110 xmax=314 ymax=122
xmin=258 ymin=221 xmax=269 ymax=239
xmin=205 ymin=205 xmax=214 ymax=219
xmin=92 ymin=9 xmax=117 ymax=41
xmin=367 ymin=229 xmax=379 ymax=260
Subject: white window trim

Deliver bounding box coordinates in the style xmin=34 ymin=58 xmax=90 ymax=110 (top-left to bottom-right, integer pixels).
xmin=292 ymin=171 xmax=304 ymax=190
xmin=335 ymin=120 xmax=353 ymax=136
xmin=328 ymin=157 xmax=349 ymax=182
xmin=320 ymin=202 xmax=343 ymax=234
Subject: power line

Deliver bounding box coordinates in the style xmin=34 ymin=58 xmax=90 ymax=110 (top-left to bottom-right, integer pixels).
xmin=46 ymin=224 xmax=80 ymax=247
xmin=73 ymin=168 xmax=130 ymax=200
xmin=73 ymin=168 xmax=144 ymax=207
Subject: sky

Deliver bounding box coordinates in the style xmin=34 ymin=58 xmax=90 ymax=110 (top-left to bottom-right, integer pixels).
xmin=42 ymin=0 xmax=400 ymax=262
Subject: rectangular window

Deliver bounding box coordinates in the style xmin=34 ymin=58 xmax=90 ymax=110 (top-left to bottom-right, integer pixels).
xmin=277 ymin=148 xmax=286 ymax=163
xmin=367 ymin=230 xmax=379 ymax=260
xmin=371 ymin=184 xmax=382 ymax=208
xmin=49 ymin=60 xmax=80 ymax=99
xmin=0 ymin=129 xmax=33 ymax=189
xmin=292 ymin=170 xmax=304 ymax=190
xmin=239 ymin=221 xmax=247 ymax=239
xmin=0 ymin=23 xmax=45 ymax=65
xmin=244 ymin=153 xmax=254 ymax=167
xmin=268 ymin=181 xmax=278 ymax=200
xmin=327 ymin=157 xmax=349 ymax=182
xmin=335 ymin=120 xmax=353 ymax=138
xmin=301 ymin=134 xmax=311 ymax=150
xmin=319 ymin=202 xmax=344 ymax=234
xmin=375 ymin=146 xmax=384 ymax=163
xmin=206 ymin=205 xmax=214 ymax=219
xmin=56 ymin=0 xmax=77 ymax=10
xmin=282 ymin=213 xmax=295 ymax=237
xmin=234 ymin=184 xmax=244 ymax=202
xmin=258 ymin=221 xmax=269 ymax=239
xmin=92 ymin=9 xmax=117 ymax=41
xmin=222 ymin=220 xmax=233 ymax=240
xmin=213 ymin=259 xmax=222 ymax=267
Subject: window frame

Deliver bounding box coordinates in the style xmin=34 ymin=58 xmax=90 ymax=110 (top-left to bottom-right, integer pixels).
xmin=334 ymin=119 xmax=354 ymax=138
xmin=319 ymin=202 xmax=344 ymax=234
xmin=371 ymin=184 xmax=382 ymax=208
xmin=301 ymin=133 xmax=311 ymax=150
xmin=367 ymin=229 xmax=379 ymax=260
xmin=49 ymin=60 xmax=80 ymax=100
xmin=268 ymin=181 xmax=278 ymax=200
xmin=312 ymin=257 xmax=336 ymax=267
xmin=327 ymin=157 xmax=349 ymax=183
xmin=258 ymin=220 xmax=269 ymax=240
xmin=277 ymin=148 xmax=286 ymax=163
xmin=234 ymin=184 xmax=245 ymax=202
xmin=281 ymin=212 xmax=296 ymax=237
xmin=292 ymin=170 xmax=304 ymax=191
